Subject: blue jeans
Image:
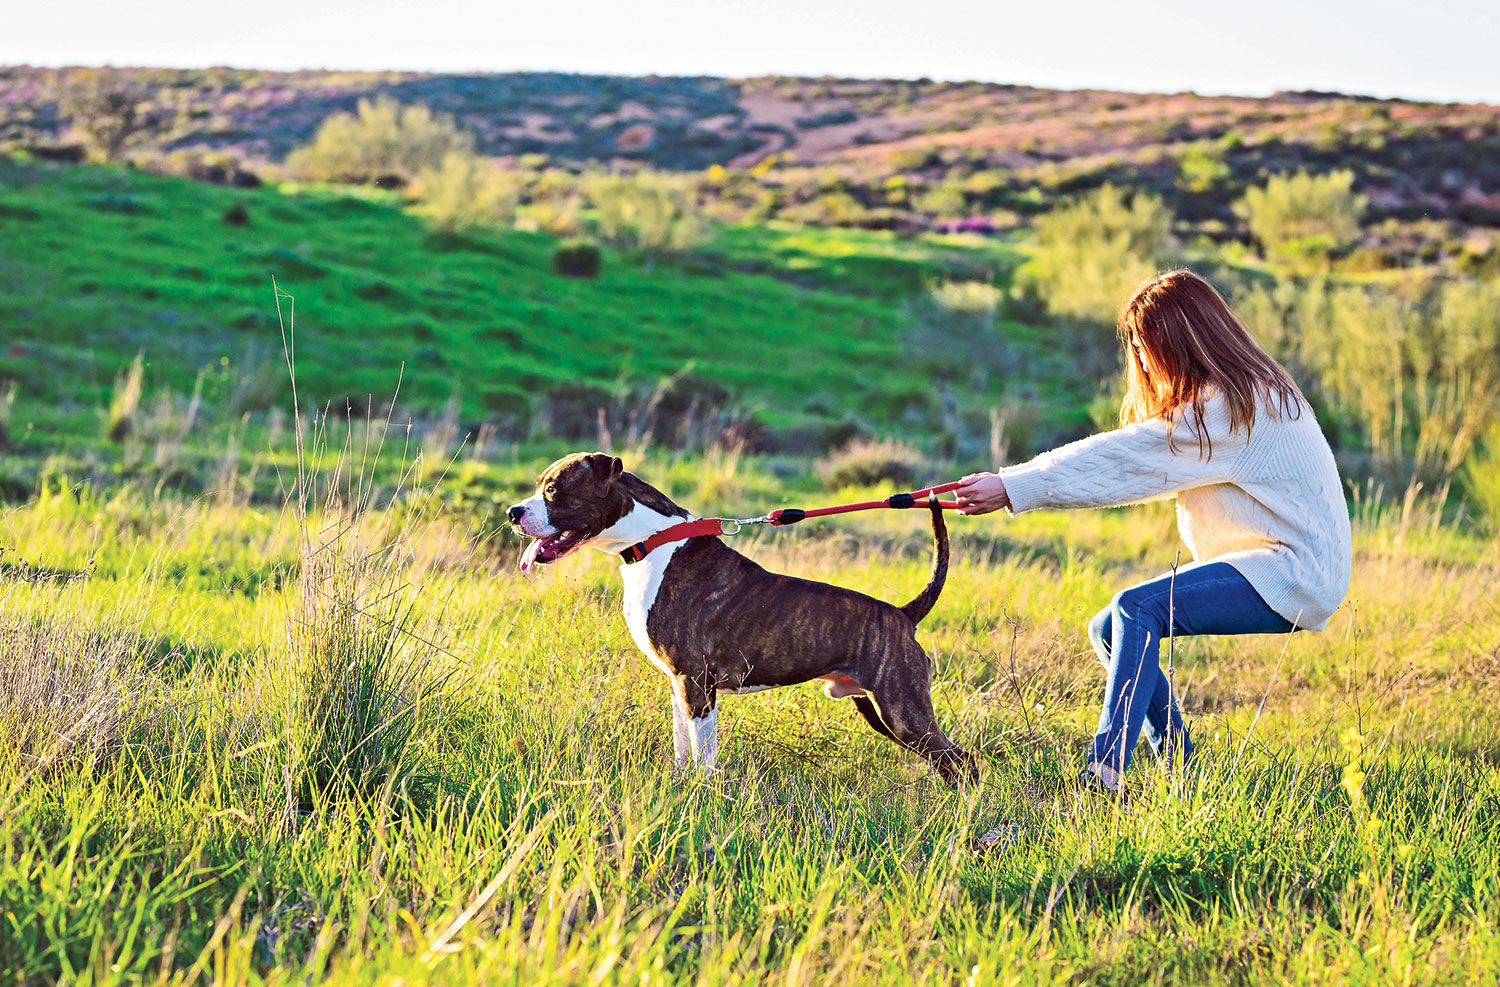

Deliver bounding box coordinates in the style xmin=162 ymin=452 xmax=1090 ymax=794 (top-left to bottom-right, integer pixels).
xmin=1088 ymin=561 xmax=1295 ymax=773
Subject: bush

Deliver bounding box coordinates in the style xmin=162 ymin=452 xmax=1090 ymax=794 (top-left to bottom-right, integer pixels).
xmin=408 ymin=152 xmax=521 ymax=232
xmin=1014 ymin=184 xmax=1171 ymax=325
xmin=222 ymin=202 xmax=251 ymax=226
xmin=1236 ymin=170 xmax=1367 ymax=263
xmin=59 ymin=70 xmax=172 ymax=162
xmin=0 ymin=383 xmax=14 ymax=450
xmin=779 ymin=191 xmax=876 ymax=227
xmin=816 ymin=438 xmax=925 ymax=490
xmin=286 ymin=96 xmax=472 ymax=186
xmin=1465 ymin=426 xmax=1500 ymax=532
xmin=583 ymin=172 xmax=707 ymax=255
xmin=1174 ymin=143 xmax=1231 ymax=194
xmin=914 ymin=181 xmax=967 ymax=218
xmin=1234 ymin=276 xmax=1500 ymax=489
xmin=902 ymin=281 xmax=1014 ymax=390
xmin=106 ymin=353 xmax=144 ymax=442
xmin=553 ymin=238 xmax=602 ymax=278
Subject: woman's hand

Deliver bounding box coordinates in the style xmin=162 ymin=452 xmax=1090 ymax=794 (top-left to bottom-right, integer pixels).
xmin=955 ymin=472 xmax=1011 ymax=516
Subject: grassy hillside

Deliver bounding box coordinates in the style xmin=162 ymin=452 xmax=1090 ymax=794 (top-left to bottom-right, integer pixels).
xmin=1 ymin=156 xmax=1110 ymax=464
xmin=5 ymin=66 xmax=1499 ymax=269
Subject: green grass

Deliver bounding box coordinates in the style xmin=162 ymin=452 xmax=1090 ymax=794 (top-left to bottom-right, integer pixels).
xmin=0 ymin=158 xmax=1064 ymax=438
xmin=1 ymin=450 xmax=1498 ymax=985
xmin=2 ymin=155 xmax=1498 ymax=985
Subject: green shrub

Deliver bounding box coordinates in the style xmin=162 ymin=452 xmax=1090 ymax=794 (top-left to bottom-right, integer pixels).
xmin=408 ymin=152 xmax=520 ymax=232
xmin=1014 ymin=184 xmax=1171 ymax=325
xmin=106 ymin=353 xmax=144 ymax=442
xmin=779 ymin=191 xmax=875 ymax=227
xmin=286 ymin=96 xmax=472 ymax=186
xmin=1174 ymin=143 xmax=1231 ymax=194
xmin=1236 ymin=170 xmax=1367 ymax=263
xmin=902 ymin=281 xmax=1013 ymax=390
xmin=1464 ymin=425 xmax=1500 ymax=532
xmin=59 ymin=71 xmax=171 ymax=162
xmin=914 ymin=180 xmax=967 ymax=217
xmin=221 ymin=201 xmax=250 ymax=226
xmin=552 ymin=238 xmax=602 ymax=278
xmin=1234 ymin=276 xmax=1500 ymax=489
xmin=816 ymin=438 xmax=925 ymax=490
xmin=0 ymin=383 xmax=13 ymax=449
xmin=583 ymin=172 xmax=707 ymax=255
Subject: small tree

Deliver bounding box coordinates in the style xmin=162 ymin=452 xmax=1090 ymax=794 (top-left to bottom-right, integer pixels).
xmin=408 ymin=152 xmax=521 ymax=232
xmin=1236 ymin=170 xmax=1367 ymax=262
xmin=1014 ymin=184 xmax=1172 ymax=325
xmin=60 ymin=71 xmax=173 ymax=162
xmin=286 ymin=97 xmax=472 ymax=186
xmin=1174 ymin=143 xmax=1231 ymax=194
xmin=583 ymin=172 xmax=706 ymax=255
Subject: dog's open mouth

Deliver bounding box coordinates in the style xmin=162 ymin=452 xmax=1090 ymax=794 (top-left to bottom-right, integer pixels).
xmin=518 ymin=529 xmax=591 ymax=572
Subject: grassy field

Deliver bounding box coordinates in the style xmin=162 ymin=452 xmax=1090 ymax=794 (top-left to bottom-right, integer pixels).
xmin=0 ymin=393 xmax=1494 ymax=984
xmin=2 ymin=146 xmax=1498 ymax=984
xmin=1 ymin=429 xmax=1498 ymax=984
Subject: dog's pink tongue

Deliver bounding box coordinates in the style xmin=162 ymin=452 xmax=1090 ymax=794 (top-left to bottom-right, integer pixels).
xmin=519 ymin=538 xmax=543 ymax=573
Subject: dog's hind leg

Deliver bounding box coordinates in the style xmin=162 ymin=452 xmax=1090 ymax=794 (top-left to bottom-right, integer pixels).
xmin=851 ymin=696 xmax=898 ymax=743
xmin=863 ymin=654 xmax=977 ymax=787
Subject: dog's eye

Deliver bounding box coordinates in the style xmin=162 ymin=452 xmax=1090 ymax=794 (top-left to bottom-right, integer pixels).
xmin=545 ymin=483 xmax=557 ymax=495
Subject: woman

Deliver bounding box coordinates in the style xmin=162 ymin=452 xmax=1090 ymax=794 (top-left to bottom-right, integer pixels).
xmin=956 ymin=269 xmax=1351 ymax=794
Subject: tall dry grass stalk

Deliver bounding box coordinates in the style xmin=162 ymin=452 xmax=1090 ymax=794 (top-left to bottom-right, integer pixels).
xmin=0 ymin=382 xmax=15 ymax=449
xmin=274 ymin=284 xmax=466 ymax=809
xmin=0 ymin=575 xmax=161 ymax=770
xmin=105 ymin=350 xmax=145 ymax=442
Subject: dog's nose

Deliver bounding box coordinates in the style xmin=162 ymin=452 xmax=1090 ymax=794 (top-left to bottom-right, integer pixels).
xmin=507 ymin=505 xmax=525 ymax=524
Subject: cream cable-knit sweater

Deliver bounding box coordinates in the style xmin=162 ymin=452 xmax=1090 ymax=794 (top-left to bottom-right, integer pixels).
xmin=1000 ymin=391 xmax=1352 ymax=629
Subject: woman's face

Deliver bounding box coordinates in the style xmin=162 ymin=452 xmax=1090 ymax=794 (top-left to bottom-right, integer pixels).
xmin=1127 ymin=330 xmax=1150 ymax=377
xmin=1128 ymin=327 xmax=1172 ymax=396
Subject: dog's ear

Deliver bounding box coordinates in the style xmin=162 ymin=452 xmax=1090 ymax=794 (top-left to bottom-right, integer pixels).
xmin=588 ymin=453 xmax=623 ymax=495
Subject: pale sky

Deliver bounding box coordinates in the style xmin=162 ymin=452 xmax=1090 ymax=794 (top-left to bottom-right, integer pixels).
xmin=6 ymin=0 xmax=1498 ymax=105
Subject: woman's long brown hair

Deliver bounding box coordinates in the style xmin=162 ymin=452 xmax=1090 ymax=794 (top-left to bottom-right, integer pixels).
xmin=1119 ymin=269 xmax=1303 ymax=458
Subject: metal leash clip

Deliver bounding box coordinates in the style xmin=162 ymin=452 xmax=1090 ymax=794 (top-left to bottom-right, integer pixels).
xmin=714 ymin=515 xmax=773 ymax=536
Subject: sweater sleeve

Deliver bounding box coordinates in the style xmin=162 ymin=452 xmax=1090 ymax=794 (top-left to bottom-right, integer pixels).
xmin=1000 ymin=400 xmax=1248 ymax=514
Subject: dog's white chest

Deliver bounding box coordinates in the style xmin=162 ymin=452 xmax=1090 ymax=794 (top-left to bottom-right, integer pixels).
xmin=619 ymin=543 xmax=680 ymax=676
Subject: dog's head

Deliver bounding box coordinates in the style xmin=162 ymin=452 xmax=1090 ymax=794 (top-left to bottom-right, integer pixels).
xmin=507 ymin=453 xmax=626 ymax=571
xmin=507 ymin=453 xmax=688 ymax=571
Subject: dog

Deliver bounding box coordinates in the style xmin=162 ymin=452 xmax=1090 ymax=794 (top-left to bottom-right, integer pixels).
xmin=508 ymin=452 xmax=977 ymax=786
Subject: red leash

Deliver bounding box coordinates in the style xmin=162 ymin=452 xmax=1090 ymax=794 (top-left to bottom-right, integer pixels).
xmin=765 ymin=480 xmax=962 ymax=525
xmin=620 ymin=481 xmax=963 ymax=563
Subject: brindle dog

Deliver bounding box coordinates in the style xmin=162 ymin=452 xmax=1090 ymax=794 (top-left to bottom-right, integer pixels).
xmin=508 ymin=452 xmax=977 ymax=786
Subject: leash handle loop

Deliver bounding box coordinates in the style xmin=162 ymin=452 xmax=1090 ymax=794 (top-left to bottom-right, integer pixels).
xmin=768 ymin=480 xmax=965 ymax=525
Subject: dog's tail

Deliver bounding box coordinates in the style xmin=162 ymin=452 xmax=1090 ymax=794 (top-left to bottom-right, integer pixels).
xmin=900 ymin=494 xmax=949 ymax=625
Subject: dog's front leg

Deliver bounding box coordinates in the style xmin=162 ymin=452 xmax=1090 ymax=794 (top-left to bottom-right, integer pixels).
xmin=689 ymin=706 xmax=719 ymax=772
xmin=671 ymin=678 xmax=719 ymax=774
xmin=670 ymin=690 xmax=694 ymax=768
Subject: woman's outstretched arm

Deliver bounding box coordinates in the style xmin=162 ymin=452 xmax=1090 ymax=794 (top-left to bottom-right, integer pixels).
xmin=959 ymin=396 xmax=1251 ymax=516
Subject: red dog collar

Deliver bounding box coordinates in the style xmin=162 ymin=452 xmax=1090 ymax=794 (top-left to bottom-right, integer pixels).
xmin=619 ymin=518 xmax=725 ymax=563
